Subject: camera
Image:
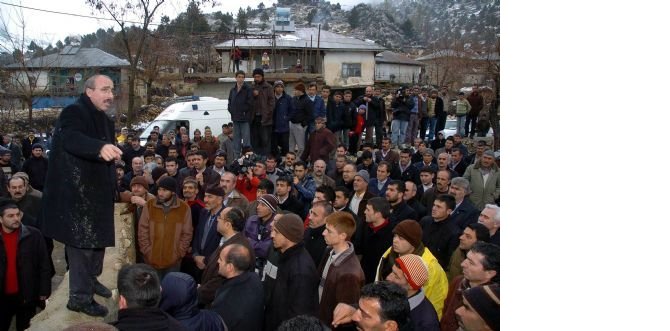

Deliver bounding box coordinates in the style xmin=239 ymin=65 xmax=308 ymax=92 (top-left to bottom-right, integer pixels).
xmin=230 ymin=153 xmax=259 ymax=176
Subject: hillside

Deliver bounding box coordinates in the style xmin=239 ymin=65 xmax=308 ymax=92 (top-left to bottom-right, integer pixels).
xmin=237 ymin=0 xmax=500 ymax=53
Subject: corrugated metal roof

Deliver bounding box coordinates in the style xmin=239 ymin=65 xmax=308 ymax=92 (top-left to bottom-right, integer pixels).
xmin=4 ymin=47 xmax=130 ymax=69
xmin=215 ymin=27 xmax=385 ymax=52
xmin=375 ymin=51 xmax=424 ymax=66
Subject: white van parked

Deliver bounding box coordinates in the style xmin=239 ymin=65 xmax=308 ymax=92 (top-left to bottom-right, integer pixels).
xmin=139 ymin=96 xmax=231 ymax=145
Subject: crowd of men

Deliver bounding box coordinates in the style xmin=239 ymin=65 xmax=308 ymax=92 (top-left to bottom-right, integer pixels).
xmin=0 ymin=73 xmax=499 ymax=331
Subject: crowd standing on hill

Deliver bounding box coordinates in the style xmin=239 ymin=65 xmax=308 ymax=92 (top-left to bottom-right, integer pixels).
xmin=0 ymin=71 xmax=499 ymax=331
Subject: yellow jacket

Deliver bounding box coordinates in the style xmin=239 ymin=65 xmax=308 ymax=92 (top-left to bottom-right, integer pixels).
xmin=375 ymin=246 xmax=449 ymax=319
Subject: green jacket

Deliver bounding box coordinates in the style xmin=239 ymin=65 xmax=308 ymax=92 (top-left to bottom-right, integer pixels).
xmin=455 ymin=98 xmax=471 ymax=116
xmin=463 ymin=162 xmax=500 ymax=210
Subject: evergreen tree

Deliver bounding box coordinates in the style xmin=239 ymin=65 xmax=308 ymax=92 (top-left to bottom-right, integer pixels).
xmin=237 ymin=7 xmax=248 ymax=33
xmin=400 ymin=19 xmax=415 ymax=39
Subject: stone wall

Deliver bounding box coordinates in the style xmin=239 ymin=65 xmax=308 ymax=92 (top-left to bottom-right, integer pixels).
xmin=28 ymin=203 xmax=135 ymax=330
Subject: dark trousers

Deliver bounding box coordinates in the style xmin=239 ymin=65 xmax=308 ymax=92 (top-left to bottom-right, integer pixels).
xmin=251 ymin=116 xmax=272 ymax=155
xmin=435 ymin=113 xmax=447 ymax=133
xmin=465 ymin=114 xmax=478 ymax=136
xmin=0 ymin=294 xmax=36 ymax=331
xmin=233 ymin=59 xmax=240 ymax=72
xmin=365 ymin=122 xmax=384 ymax=148
xmin=66 ymin=245 xmax=104 ymax=304
xmin=349 ymin=133 xmax=360 ymax=153
xmin=271 ymin=132 xmax=289 ymax=158
xmin=419 ymin=117 xmax=428 ymax=140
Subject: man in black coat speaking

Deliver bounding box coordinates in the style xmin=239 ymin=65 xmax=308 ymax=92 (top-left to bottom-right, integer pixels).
xmin=41 ymin=74 xmax=123 ymax=317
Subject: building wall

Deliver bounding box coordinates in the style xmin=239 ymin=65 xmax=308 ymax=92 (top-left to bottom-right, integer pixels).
xmin=375 ymin=63 xmax=422 ymax=84
xmin=323 ymin=52 xmax=376 ymax=87
xmin=9 ymin=70 xmax=50 ymax=92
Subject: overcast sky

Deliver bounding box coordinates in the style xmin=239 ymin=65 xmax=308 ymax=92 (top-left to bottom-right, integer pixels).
xmin=0 ymin=0 xmax=374 ymax=48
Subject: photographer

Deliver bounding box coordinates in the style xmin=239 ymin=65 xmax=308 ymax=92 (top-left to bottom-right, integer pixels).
xmin=391 ymin=87 xmax=415 ymax=148
xmin=231 ymin=148 xmax=261 ymax=202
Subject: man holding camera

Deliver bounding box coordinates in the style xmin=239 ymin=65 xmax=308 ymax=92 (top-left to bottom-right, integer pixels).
xmin=391 ymin=87 xmax=415 ymax=148
xmin=233 ymin=151 xmax=261 ymax=202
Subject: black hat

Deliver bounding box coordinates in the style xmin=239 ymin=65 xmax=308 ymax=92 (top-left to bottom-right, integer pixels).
xmin=205 ymin=184 xmax=226 ymax=197
xmin=157 ymin=176 xmax=177 ymax=192
xmin=253 ymin=68 xmax=264 ymax=77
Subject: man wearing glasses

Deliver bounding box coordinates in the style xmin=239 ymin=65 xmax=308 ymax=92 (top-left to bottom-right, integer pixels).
xmin=41 ymin=74 xmax=123 ymax=317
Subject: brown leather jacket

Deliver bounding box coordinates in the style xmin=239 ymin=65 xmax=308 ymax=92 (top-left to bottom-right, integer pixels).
xmin=317 ymin=243 xmax=365 ymax=325
xmin=138 ymin=196 xmax=193 ymax=269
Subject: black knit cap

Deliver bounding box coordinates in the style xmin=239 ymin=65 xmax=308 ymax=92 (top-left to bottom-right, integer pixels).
xmin=157 ymin=176 xmax=177 ymax=192
xmin=462 ymin=284 xmax=500 ymax=331
xmin=253 ymin=68 xmax=264 ymax=77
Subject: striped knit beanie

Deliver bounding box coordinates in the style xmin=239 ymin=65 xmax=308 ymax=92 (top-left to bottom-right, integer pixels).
xmin=395 ymin=254 xmax=429 ymax=291
xmin=259 ymin=194 xmax=279 ymax=213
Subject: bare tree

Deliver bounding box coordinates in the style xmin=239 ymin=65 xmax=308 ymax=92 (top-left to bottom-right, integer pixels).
xmin=85 ymin=0 xmax=169 ymax=125
xmin=138 ymin=33 xmax=179 ymax=104
xmin=0 ymin=7 xmax=58 ymax=128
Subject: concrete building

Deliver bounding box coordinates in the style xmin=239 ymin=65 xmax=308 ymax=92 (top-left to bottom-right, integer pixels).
xmin=3 ymin=46 xmax=131 ymax=110
xmin=214 ymin=7 xmax=385 ymax=89
xmin=374 ymin=51 xmax=425 ymax=85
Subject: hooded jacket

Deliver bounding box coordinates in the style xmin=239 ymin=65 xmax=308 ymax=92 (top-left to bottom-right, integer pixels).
xmin=375 ymin=246 xmax=448 ymax=320
xmin=159 ymin=272 xmax=226 ymax=331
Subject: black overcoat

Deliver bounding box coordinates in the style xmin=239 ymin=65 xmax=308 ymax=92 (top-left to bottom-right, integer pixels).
xmin=41 ymin=94 xmax=116 ymax=248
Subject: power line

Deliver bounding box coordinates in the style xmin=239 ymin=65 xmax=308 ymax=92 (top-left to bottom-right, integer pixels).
xmin=0 ymin=1 xmax=161 ymax=26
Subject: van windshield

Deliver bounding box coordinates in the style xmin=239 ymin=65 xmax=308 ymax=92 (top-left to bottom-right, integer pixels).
xmin=139 ymin=120 xmax=174 ymax=140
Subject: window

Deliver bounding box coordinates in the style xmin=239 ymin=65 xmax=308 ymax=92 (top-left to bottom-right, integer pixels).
xmin=341 ymin=63 xmax=361 ymax=78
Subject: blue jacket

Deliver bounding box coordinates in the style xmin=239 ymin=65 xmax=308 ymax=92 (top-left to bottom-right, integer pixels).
xmin=273 ymin=92 xmax=293 ymax=133
xmin=368 ymin=177 xmax=390 ymax=197
xmin=310 ymin=95 xmax=326 ymax=119
xmin=159 ymin=272 xmax=226 ymax=331
xmin=294 ymin=175 xmax=316 ymax=205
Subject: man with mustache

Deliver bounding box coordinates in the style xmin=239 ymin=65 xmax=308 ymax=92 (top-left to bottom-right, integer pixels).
xmin=41 ymin=74 xmax=123 ymax=317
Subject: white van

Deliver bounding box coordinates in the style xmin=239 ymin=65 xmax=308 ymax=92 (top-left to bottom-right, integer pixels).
xmin=139 ymin=96 xmax=231 ymax=145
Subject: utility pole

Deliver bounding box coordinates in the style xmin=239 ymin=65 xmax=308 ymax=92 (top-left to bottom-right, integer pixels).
xmin=316 ymin=24 xmax=321 ymax=74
